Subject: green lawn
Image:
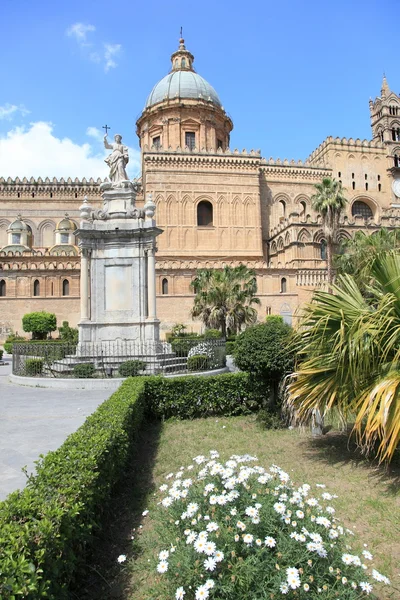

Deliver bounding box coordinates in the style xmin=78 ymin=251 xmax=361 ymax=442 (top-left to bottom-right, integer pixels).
xmin=79 ymin=416 xmax=400 ymax=599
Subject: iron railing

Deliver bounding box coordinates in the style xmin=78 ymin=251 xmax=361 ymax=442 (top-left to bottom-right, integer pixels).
xmin=12 ymin=339 xmax=226 ymax=378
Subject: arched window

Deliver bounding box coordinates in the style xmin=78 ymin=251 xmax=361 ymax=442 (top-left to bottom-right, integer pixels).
xmin=320 ymin=240 xmax=327 ymax=260
xmin=0 ymin=279 xmax=6 ymax=297
xmin=280 ymin=277 xmax=287 ymax=293
xmin=62 ymin=279 xmax=70 ymax=296
xmin=299 ymin=201 xmax=306 ymax=216
xmin=279 ymin=200 xmax=286 ymax=219
xmin=162 ymin=278 xmax=169 ymax=295
xmin=197 ymin=201 xmax=213 ymax=227
xmin=181 ymin=57 xmax=186 ymax=68
xmin=33 ymin=279 xmax=40 ymax=296
xmin=352 ymin=201 xmax=373 ymax=219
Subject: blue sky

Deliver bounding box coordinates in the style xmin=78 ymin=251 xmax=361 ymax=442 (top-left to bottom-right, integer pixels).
xmin=0 ymin=0 xmax=397 ymax=179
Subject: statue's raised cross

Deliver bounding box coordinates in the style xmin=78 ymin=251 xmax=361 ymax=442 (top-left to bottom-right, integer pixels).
xmin=102 ymin=124 xmax=111 ymax=135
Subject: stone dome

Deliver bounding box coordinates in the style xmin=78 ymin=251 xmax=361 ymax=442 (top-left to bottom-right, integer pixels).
xmin=144 ymin=38 xmax=222 ymax=110
xmin=56 ymin=216 xmax=77 ymax=231
xmin=9 ymin=217 xmax=28 ymax=231
xmin=145 ymin=70 xmax=221 ymax=109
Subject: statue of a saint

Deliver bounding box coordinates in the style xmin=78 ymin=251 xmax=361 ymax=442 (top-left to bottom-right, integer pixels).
xmin=104 ymin=133 xmax=129 ymax=183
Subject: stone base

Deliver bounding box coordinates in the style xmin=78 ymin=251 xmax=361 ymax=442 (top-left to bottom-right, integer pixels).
xmin=78 ymin=318 xmax=160 ymax=344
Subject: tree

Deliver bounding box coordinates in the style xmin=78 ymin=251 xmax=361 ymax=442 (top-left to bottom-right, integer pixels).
xmin=335 ymin=228 xmax=400 ymax=294
xmin=22 ymin=311 xmax=57 ymax=340
xmin=311 ymin=177 xmax=347 ymax=287
xmin=287 ymin=251 xmax=400 ymax=463
xmin=190 ymin=265 xmax=260 ymax=337
xmin=234 ymin=317 xmax=294 ymax=405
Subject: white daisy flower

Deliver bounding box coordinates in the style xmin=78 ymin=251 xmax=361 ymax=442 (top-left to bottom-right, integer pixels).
xmin=158 ymin=550 xmax=169 ymax=560
xmin=243 ymin=533 xmax=253 ymax=545
xmin=203 ymin=557 xmax=217 ymax=572
xmin=175 ymin=586 xmax=185 ymax=599
xmin=117 ymin=554 xmax=126 ymax=563
xmin=280 ymin=582 xmax=289 ymax=594
xmin=205 ymin=579 xmax=215 ymax=589
xmin=264 ymin=536 xmax=276 ymax=548
xmin=214 ymin=550 xmax=224 ymax=562
xmin=359 ymin=582 xmax=373 ymax=595
xmin=157 ymin=560 xmax=168 ymax=573
xmin=195 ymin=584 xmax=210 ymax=599
xmin=206 ymin=521 xmax=219 ymax=532
xmin=204 ymin=541 xmax=216 ymax=556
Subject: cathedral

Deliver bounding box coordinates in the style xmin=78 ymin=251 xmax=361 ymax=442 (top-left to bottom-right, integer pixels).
xmin=1 ymin=38 xmax=400 ymax=340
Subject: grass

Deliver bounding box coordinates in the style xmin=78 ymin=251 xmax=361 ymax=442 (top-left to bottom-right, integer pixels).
xmin=77 ymin=416 xmax=400 ymax=599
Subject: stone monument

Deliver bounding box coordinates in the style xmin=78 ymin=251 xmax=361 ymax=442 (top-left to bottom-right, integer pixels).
xmin=75 ymin=132 xmax=162 ymax=347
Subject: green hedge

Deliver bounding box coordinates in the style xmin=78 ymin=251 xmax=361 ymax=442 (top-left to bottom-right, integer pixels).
xmin=0 ymin=378 xmax=146 ymax=599
xmin=25 ymin=358 xmax=44 ymax=376
xmin=143 ymin=372 xmax=268 ymax=420
xmin=187 ymin=354 xmax=209 ymax=371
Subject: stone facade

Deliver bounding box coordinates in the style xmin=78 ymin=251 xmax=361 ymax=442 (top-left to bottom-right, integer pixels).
xmin=1 ymin=40 xmax=400 ymax=341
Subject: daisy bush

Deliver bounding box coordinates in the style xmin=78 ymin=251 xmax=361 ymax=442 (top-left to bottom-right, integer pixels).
xmin=151 ymin=451 xmax=390 ymax=599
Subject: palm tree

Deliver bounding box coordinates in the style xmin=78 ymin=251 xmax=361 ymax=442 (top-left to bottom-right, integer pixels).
xmin=335 ymin=228 xmax=400 ymax=294
xmin=311 ymin=178 xmax=347 ymax=288
xmin=286 ymin=251 xmax=400 ymax=463
xmin=190 ymin=265 xmax=260 ymax=337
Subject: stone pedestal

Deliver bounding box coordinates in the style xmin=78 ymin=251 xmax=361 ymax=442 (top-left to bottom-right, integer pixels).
xmin=75 ymin=184 xmax=162 ymax=346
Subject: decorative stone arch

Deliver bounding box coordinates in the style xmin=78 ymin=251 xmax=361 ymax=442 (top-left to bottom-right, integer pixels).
xmin=0 ymin=219 xmax=11 ymax=248
xmin=298 ymin=228 xmax=311 ymax=243
xmin=166 ymin=194 xmax=176 ymax=223
xmin=275 ymin=193 xmax=290 ymax=220
xmin=350 ymin=195 xmax=378 ymax=220
xmin=277 ymin=236 xmax=284 ymax=251
xmin=232 ymin=195 xmax=241 ymax=226
xmin=270 ymin=241 xmax=277 ymax=254
xmin=243 ymin=196 xmax=254 ymax=226
xmin=38 ymin=219 xmax=56 ymax=247
xmin=337 ymin=230 xmax=352 ymax=243
xmin=284 ymin=232 xmax=291 ymax=246
xmin=196 ymin=197 xmax=214 ymax=227
xmin=217 ymin=194 xmax=227 ymax=226
xmin=313 ymin=229 xmax=325 ymax=243
xmin=280 ymin=302 xmax=292 ymax=325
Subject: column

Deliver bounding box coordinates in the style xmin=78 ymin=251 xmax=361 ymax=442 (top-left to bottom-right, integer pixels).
xmin=80 ymin=249 xmax=89 ymax=320
xmin=147 ymin=245 xmax=157 ymax=319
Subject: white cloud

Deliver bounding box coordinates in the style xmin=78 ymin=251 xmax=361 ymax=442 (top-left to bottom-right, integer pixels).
xmin=104 ymin=43 xmax=122 ymax=72
xmin=66 ymin=22 xmax=96 ymax=45
xmin=0 ymin=103 xmax=30 ymax=120
xmin=0 ymin=121 xmax=141 ymax=180
xmin=86 ymin=126 xmax=103 ymax=141
xmin=66 ymin=23 xmax=122 ymax=73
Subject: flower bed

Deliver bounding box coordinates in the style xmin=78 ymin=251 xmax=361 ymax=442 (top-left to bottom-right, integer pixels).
xmin=149 ymin=450 xmax=390 ymax=599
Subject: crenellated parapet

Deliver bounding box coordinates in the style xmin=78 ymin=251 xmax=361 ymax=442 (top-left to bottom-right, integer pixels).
xmin=0 ymin=176 xmax=104 ymax=198
xmin=307 ymin=135 xmax=385 ymax=164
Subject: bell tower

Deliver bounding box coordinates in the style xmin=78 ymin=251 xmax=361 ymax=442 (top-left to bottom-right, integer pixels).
xmin=370 ymin=75 xmax=400 ymax=168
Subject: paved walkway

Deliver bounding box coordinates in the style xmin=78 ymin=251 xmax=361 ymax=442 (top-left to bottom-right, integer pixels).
xmin=0 ymin=355 xmax=110 ymax=501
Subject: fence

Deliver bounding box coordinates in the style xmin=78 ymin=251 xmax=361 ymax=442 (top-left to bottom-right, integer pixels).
xmin=12 ymin=339 xmax=226 ymax=378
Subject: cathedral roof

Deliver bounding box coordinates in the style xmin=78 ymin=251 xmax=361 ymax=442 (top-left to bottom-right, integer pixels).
xmin=144 ymin=38 xmax=222 ymax=109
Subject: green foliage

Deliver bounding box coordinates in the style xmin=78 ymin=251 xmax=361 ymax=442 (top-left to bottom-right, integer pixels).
xmin=118 ymin=360 xmax=146 ymax=377
xmin=171 ymin=337 xmax=201 ymax=357
xmin=152 ymin=454 xmax=387 ymax=600
xmin=226 ymin=340 xmax=236 ymax=354
xmin=288 ymin=251 xmax=400 ymax=463
xmin=0 ymin=378 xmax=146 ymax=599
xmin=3 ymin=333 xmax=26 ymax=354
xmin=256 ymin=408 xmax=284 ymax=430
xmin=190 ymin=264 xmax=261 ymax=337
xmin=335 ymin=229 xmax=400 ymax=294
xmin=24 ymin=358 xmax=44 ymax=376
xmin=143 ymin=372 xmax=268 ymax=420
xmin=234 ymin=320 xmax=294 ymax=383
xmin=203 ymin=328 xmax=223 ymax=339
xmin=187 ymin=354 xmax=209 ymax=371
xmin=0 ymin=349 xmax=3 ymax=360
xmin=73 ymin=362 xmax=95 ymax=378
xmin=171 ymin=323 xmax=187 ymax=337
xmin=58 ymin=321 xmax=79 ymax=344
xmin=22 ymin=312 xmax=57 ymax=340
xmin=311 ymin=177 xmax=347 ymax=285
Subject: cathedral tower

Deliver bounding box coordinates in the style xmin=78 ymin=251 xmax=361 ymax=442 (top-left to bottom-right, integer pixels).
xmin=370 ymin=75 xmax=400 ymax=169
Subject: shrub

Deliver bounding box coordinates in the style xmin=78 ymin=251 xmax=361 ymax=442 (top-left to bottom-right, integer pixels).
xmin=0 ymin=378 xmax=146 ymax=599
xmin=143 ymin=372 xmax=267 ymax=420
xmin=0 ymin=349 xmax=3 ymax=361
xmin=24 ymin=358 xmax=44 ymax=376
xmin=226 ymin=340 xmax=236 ymax=354
xmin=58 ymin=321 xmax=78 ymax=344
xmin=73 ymin=362 xmax=95 ymax=378
xmin=187 ymin=354 xmax=209 ymax=372
xmin=188 ymin=341 xmax=222 ymax=369
xmin=152 ymin=451 xmax=390 ymax=600
xmin=171 ymin=323 xmax=187 ymax=337
xmin=171 ymin=337 xmax=201 ymax=357
xmin=256 ymin=408 xmax=284 ymax=430
xmin=118 ymin=359 xmax=146 ymax=377
xmin=203 ymin=328 xmax=223 ymax=339
xmin=3 ymin=333 xmax=26 ymax=354
xmin=234 ymin=318 xmax=295 ymax=405
xmin=22 ymin=311 xmax=57 ymax=340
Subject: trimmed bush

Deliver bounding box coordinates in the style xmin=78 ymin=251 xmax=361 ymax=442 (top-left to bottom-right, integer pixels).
xmin=203 ymin=328 xmax=223 ymax=339
xmin=73 ymin=362 xmax=95 ymax=378
xmin=143 ymin=372 xmax=268 ymax=420
xmin=118 ymin=359 xmax=146 ymax=377
xmin=0 ymin=378 xmax=146 ymax=599
xmin=187 ymin=354 xmax=209 ymax=372
xmin=3 ymin=334 xmax=26 ymax=354
xmin=226 ymin=340 xmax=236 ymax=355
xmin=171 ymin=337 xmax=201 ymax=356
xmin=25 ymin=358 xmax=44 ymax=376
xmin=0 ymin=349 xmax=3 ymax=360
xmin=22 ymin=311 xmax=57 ymax=340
